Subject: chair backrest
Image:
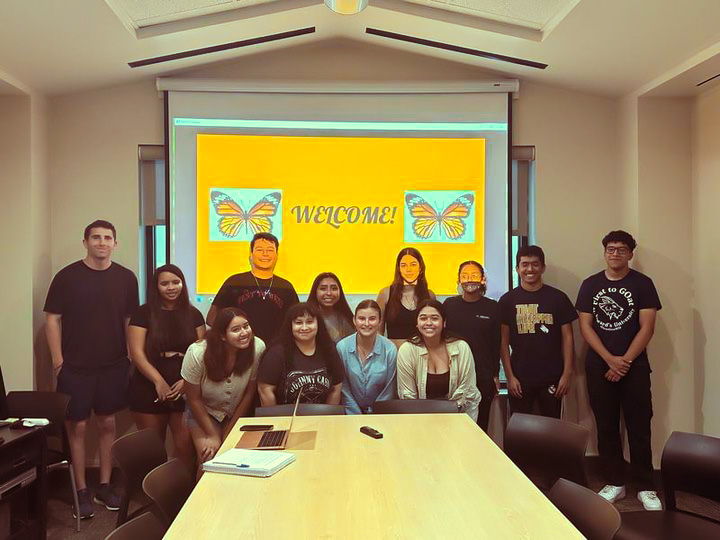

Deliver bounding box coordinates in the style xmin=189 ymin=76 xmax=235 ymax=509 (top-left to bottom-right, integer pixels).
xmin=104 ymin=511 xmax=167 ymax=540
xmin=504 ymin=413 xmax=589 ymax=488
xmin=143 ymin=458 xmax=195 ymax=526
xmin=6 ymin=391 xmax=71 ymax=455
xmin=548 ymin=479 xmax=621 ymax=540
xmin=112 ymin=429 xmax=168 ymax=500
xmin=255 ymin=403 xmax=345 ymax=417
xmin=661 ymin=431 xmax=720 ymax=511
xmin=372 ymin=399 xmax=460 ymax=414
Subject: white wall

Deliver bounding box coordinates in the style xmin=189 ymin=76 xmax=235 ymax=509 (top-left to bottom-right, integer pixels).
xmin=0 ymin=95 xmax=33 ymax=391
xmin=636 ymin=97 xmax=695 ymax=459
xmin=691 ymin=84 xmax=720 ymax=437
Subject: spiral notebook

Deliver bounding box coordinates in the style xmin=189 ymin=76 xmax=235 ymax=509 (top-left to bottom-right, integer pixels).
xmin=202 ymin=448 xmax=296 ymax=477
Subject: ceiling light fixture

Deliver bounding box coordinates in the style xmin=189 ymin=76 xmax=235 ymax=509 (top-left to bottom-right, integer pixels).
xmin=324 ymin=0 xmax=368 ymax=15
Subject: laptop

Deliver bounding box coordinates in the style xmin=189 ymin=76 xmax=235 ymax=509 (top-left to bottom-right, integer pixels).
xmin=236 ymin=393 xmax=301 ymax=451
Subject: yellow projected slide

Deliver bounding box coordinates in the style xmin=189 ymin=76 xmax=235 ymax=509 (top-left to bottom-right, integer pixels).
xmin=197 ymin=134 xmax=485 ymax=295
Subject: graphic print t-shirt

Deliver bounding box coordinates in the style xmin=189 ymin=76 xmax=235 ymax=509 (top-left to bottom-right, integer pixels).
xmin=499 ymin=285 xmax=577 ymax=385
xmin=257 ymin=344 xmax=345 ymax=404
xmin=575 ymin=269 xmax=661 ymax=369
xmin=212 ymin=271 xmax=299 ymax=344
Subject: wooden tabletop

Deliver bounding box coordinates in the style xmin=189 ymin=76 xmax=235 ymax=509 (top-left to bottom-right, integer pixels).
xmin=165 ymin=414 xmax=582 ymax=539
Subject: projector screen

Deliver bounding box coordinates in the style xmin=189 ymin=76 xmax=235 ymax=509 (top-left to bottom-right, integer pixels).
xmin=166 ymin=85 xmax=512 ymax=311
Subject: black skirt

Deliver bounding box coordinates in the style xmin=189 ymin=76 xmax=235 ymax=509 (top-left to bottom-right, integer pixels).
xmin=128 ymin=354 xmax=185 ymax=414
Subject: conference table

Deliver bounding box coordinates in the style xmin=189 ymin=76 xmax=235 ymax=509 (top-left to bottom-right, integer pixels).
xmin=165 ymin=413 xmax=582 ymax=539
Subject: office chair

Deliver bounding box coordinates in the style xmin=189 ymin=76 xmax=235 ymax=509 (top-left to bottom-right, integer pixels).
xmin=504 ymin=413 xmax=590 ymax=490
xmin=255 ymin=403 xmax=345 ymax=416
xmin=548 ymin=478 xmax=621 ymax=540
xmin=111 ymin=428 xmax=167 ymax=527
xmin=104 ymin=510 xmax=166 ymax=540
xmin=142 ymin=458 xmax=195 ymax=526
xmin=615 ymin=431 xmax=720 ymax=540
xmin=6 ymin=391 xmax=82 ymax=532
xmin=372 ymin=399 xmax=461 ymax=414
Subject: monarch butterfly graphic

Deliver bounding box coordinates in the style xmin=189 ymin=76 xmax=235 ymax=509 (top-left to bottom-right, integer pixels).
xmin=405 ymin=192 xmax=474 ymax=240
xmin=210 ymin=190 xmax=281 ymax=238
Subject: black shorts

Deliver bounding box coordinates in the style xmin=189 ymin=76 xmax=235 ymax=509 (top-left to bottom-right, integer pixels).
xmin=57 ymin=362 xmax=130 ymax=421
xmin=128 ymin=355 xmax=185 ymax=415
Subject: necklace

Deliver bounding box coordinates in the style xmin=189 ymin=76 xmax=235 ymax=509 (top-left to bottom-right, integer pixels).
xmin=252 ymin=273 xmax=274 ymax=301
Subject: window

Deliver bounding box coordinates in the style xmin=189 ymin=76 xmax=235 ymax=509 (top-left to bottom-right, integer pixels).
xmin=138 ymin=145 xmax=166 ymax=301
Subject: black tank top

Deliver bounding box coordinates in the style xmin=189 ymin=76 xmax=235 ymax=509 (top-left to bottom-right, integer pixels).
xmin=426 ymin=371 xmax=450 ymax=399
xmin=386 ymin=303 xmax=418 ymax=339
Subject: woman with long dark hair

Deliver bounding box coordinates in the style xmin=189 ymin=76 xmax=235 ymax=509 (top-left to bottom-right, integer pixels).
xmin=337 ymin=300 xmax=397 ymax=414
xmin=257 ymin=302 xmax=345 ymax=405
xmin=396 ymin=299 xmax=481 ymax=420
xmin=307 ymin=272 xmax=354 ymax=342
xmin=377 ymin=247 xmax=435 ymax=347
xmin=128 ymin=264 xmax=205 ymax=470
xmin=181 ymin=307 xmax=265 ymax=462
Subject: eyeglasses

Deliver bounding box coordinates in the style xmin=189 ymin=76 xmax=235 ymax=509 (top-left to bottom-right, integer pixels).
xmin=605 ymin=247 xmax=630 ymax=255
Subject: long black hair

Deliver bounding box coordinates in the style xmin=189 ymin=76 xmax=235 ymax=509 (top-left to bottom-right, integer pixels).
xmin=145 ymin=264 xmax=196 ymax=360
xmin=408 ymin=298 xmax=458 ymax=346
xmin=307 ymin=272 xmax=354 ymax=328
xmin=203 ymin=307 xmax=255 ymax=382
xmin=269 ymin=302 xmax=337 ymax=365
xmin=386 ymin=247 xmax=431 ymax=321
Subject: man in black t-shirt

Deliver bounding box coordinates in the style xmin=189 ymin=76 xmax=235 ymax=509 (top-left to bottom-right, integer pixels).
xmin=44 ymin=220 xmax=138 ymax=519
xmin=207 ymin=232 xmax=298 ymax=344
xmin=499 ymin=246 xmax=577 ymax=419
xmin=576 ymin=230 xmax=662 ymax=511
xmin=444 ymin=260 xmax=500 ymax=432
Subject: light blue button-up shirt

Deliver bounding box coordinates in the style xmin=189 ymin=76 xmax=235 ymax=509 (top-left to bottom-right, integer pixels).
xmin=336 ymin=333 xmax=397 ymax=414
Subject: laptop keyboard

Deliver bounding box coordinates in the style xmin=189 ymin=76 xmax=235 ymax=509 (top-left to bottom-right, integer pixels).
xmin=258 ymin=430 xmax=287 ymax=447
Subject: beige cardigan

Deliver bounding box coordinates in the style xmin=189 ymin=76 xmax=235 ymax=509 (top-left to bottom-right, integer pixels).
xmin=396 ymin=339 xmax=481 ymax=421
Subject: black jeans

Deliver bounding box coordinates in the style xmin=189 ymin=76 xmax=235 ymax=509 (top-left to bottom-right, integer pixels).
xmin=586 ymin=363 xmax=654 ymax=490
xmin=508 ymin=380 xmax=561 ymax=419
xmin=476 ymin=378 xmax=497 ymax=432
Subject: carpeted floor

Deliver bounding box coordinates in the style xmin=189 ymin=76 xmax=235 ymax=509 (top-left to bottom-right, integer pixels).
xmin=45 ymin=460 xmax=720 ymax=539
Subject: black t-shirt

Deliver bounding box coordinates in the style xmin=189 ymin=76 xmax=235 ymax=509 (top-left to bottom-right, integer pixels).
xmin=443 ymin=295 xmax=501 ymax=381
xmin=386 ymin=303 xmax=418 ymax=339
xmin=212 ymin=271 xmax=299 ymax=344
xmin=499 ymin=284 xmax=578 ymax=385
xmin=44 ymin=261 xmax=139 ymax=373
xmin=129 ymin=304 xmax=205 ymax=356
xmin=257 ymin=344 xmax=345 ymax=404
xmin=575 ymin=269 xmax=662 ymax=369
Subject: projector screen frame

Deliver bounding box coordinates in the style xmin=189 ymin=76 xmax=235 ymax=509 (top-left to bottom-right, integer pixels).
xmin=162 ymin=81 xmax=516 ymax=306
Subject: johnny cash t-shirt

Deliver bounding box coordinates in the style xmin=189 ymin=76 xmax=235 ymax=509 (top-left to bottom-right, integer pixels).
xmin=499 ymin=285 xmax=578 ymax=385
xmin=257 ymin=344 xmax=345 ymax=404
xmin=575 ymin=269 xmax=661 ymax=369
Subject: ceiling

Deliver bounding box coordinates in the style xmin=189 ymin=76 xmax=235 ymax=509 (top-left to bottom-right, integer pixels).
xmin=1 ymin=0 xmax=719 ymax=97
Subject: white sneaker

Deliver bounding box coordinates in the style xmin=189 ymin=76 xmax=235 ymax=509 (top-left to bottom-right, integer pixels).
xmin=598 ymin=484 xmax=626 ymax=503
xmin=637 ymin=490 xmax=663 ymax=511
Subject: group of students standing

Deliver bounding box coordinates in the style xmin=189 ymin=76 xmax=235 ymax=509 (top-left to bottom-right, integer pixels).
xmin=44 ymin=221 xmax=662 ymax=520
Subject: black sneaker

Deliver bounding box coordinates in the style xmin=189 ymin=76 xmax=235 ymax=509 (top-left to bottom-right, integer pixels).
xmin=94 ymin=483 xmax=121 ymax=511
xmin=73 ymin=488 xmax=95 ymax=520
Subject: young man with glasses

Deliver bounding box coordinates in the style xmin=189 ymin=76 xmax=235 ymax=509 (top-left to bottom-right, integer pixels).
xmin=575 ymin=230 xmax=662 ymax=511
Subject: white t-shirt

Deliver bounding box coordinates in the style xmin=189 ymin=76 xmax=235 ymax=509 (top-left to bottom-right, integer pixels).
xmin=181 ymin=337 xmax=265 ymax=422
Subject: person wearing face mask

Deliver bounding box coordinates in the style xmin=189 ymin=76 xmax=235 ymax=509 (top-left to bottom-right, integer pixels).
xmin=336 ymin=300 xmax=397 ymax=414
xmin=207 ymin=232 xmax=298 ymax=344
xmin=377 ymin=248 xmax=435 ymax=348
xmin=396 ymin=299 xmax=480 ymax=420
xmin=443 ymin=261 xmax=500 ymax=432
xmin=127 ymin=264 xmax=205 ymax=472
xmin=307 ymin=272 xmax=355 ymax=343
xmin=181 ymin=307 xmax=265 ymax=463
xmin=257 ymin=303 xmax=345 ymax=405
xmin=499 ymin=245 xmax=577 ymax=419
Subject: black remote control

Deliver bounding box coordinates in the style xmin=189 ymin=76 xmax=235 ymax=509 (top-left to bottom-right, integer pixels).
xmin=360 ymin=426 xmax=383 ymax=439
